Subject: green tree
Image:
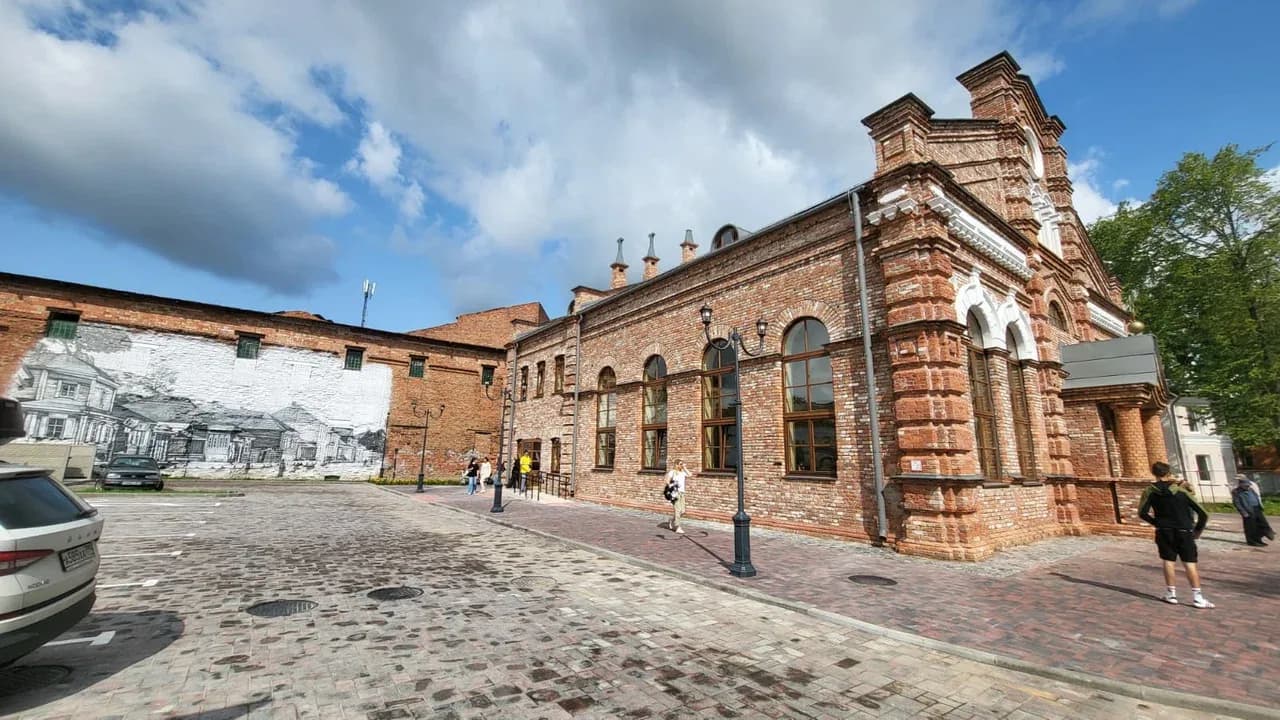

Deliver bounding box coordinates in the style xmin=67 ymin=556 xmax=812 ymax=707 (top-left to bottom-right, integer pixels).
xmin=1091 ymin=145 xmax=1280 ymax=449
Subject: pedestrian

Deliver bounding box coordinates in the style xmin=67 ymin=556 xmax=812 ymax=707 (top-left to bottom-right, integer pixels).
xmin=465 ymin=457 xmax=479 ymax=495
xmin=479 ymin=456 xmax=492 ymax=493
xmin=1138 ymin=461 xmax=1214 ymax=608
xmin=519 ymin=450 xmax=532 ymax=494
xmin=1232 ymin=474 xmax=1271 ymax=546
xmin=664 ymin=459 xmax=689 ymax=534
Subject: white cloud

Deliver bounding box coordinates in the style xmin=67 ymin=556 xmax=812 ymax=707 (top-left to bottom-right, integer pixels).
xmin=0 ymin=2 xmax=351 ymax=293
xmin=346 ymin=122 xmax=402 ymax=188
xmin=1069 ymin=149 xmax=1144 ymax=224
xmin=4 ymin=0 xmax=1182 ymax=309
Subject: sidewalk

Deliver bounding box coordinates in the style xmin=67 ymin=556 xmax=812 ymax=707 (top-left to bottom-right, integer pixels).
xmin=397 ymin=485 xmax=1279 ymax=715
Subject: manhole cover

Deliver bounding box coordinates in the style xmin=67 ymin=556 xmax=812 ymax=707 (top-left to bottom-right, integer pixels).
xmin=367 ymin=586 xmax=424 ymax=601
xmin=511 ymin=576 xmax=558 ymax=591
xmin=847 ymin=575 xmax=898 ymax=587
xmin=245 ymin=599 xmax=318 ymax=617
xmin=0 ymin=666 xmax=72 ymax=697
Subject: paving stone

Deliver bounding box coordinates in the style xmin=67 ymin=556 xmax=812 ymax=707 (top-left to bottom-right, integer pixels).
xmin=0 ymin=484 xmax=1235 ymax=719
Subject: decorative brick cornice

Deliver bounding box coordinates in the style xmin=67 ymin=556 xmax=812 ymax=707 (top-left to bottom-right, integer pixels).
xmin=865 ymin=185 xmax=920 ymax=226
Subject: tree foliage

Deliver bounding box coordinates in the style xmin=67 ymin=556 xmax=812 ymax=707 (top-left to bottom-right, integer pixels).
xmin=1091 ymin=145 xmax=1280 ymax=448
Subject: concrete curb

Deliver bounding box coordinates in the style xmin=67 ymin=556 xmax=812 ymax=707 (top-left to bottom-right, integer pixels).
xmin=370 ymin=485 xmax=1278 ymax=720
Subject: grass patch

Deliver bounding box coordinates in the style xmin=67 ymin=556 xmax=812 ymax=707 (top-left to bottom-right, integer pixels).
xmin=1204 ymin=496 xmax=1280 ymax=516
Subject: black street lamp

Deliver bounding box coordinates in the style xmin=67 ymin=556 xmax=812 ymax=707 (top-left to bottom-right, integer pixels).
xmin=482 ymin=377 xmax=512 ymax=514
xmin=700 ymin=303 xmax=767 ymax=578
xmin=411 ymin=401 xmax=445 ymax=493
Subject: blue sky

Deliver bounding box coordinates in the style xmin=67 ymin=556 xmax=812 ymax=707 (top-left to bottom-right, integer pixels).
xmin=1 ymin=0 xmax=1275 ymax=334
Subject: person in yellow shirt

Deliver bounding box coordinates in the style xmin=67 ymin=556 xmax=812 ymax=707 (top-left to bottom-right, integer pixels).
xmin=519 ymin=451 xmax=532 ymax=494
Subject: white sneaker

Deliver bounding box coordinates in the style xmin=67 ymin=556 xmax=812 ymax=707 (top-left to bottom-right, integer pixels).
xmin=1163 ymin=590 xmax=1178 ymax=604
xmin=1192 ymin=595 xmax=1215 ymax=609
xmin=675 ymin=527 xmax=685 ymax=534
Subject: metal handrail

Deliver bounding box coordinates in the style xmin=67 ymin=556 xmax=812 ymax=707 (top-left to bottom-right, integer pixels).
xmin=532 ymin=470 xmax=573 ymax=499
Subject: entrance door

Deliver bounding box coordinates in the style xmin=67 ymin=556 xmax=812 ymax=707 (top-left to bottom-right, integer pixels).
xmin=517 ymin=439 xmax=542 ymax=472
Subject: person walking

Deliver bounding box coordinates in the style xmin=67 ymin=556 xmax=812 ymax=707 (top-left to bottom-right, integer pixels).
xmin=465 ymin=457 xmax=479 ymax=495
xmin=1232 ymin=474 xmax=1270 ymax=546
xmin=479 ymin=457 xmax=492 ymax=494
xmin=665 ymin=460 xmax=689 ymax=534
xmin=1138 ymin=461 xmax=1214 ymax=608
xmin=519 ymin=450 xmax=532 ymax=495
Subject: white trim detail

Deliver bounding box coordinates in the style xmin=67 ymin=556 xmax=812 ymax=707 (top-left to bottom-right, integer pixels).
xmin=996 ymin=291 xmax=1039 ymax=361
xmin=1087 ymin=300 xmax=1128 ymax=337
xmin=1029 ymin=182 xmax=1062 ymax=257
xmin=866 ymin=185 xmax=919 ymax=225
xmin=927 ymin=185 xmax=1032 ymax=279
xmin=954 ymin=270 xmax=1004 ymax=350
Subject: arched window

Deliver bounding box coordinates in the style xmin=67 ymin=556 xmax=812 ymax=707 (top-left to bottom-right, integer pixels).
xmin=1006 ymin=329 xmax=1036 ymax=478
xmin=966 ymin=312 xmax=1001 ymax=479
xmin=1048 ymin=301 xmax=1069 ymax=332
xmin=642 ymin=356 xmax=668 ymax=470
xmin=595 ymin=368 xmax=616 ymax=468
xmin=783 ymin=319 xmax=835 ymax=474
xmin=701 ymin=343 xmax=738 ymax=471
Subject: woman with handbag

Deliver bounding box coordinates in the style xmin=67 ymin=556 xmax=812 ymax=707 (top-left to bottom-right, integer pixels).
xmin=664 ymin=460 xmax=689 ymax=534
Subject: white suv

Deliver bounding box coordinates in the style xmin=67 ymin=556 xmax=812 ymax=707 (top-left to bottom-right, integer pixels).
xmin=1 ymin=398 xmax=104 ymax=666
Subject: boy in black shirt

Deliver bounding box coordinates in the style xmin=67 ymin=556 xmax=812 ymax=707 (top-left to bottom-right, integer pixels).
xmin=1138 ymin=461 xmax=1214 ymax=608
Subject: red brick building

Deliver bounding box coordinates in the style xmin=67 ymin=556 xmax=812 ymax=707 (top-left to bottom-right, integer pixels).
xmin=505 ymin=53 xmax=1170 ymax=559
xmin=0 ymin=273 xmax=541 ymax=481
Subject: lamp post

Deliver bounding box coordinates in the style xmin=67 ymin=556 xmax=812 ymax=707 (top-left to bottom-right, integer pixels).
xmin=482 ymin=376 xmax=512 ymax=513
xmin=411 ymin=401 xmax=444 ymax=493
xmin=699 ymin=303 xmax=767 ymax=578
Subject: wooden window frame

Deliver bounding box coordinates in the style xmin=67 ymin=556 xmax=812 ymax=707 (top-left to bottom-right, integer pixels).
xmin=236 ymin=333 xmax=261 ymax=360
xmin=967 ymin=342 xmax=1002 ymax=479
xmin=408 ymin=356 xmax=426 ymax=378
xmin=1006 ymin=356 xmax=1036 ymax=478
xmin=595 ymin=368 xmax=617 ymax=468
xmin=46 ymin=311 xmax=80 ymax=340
xmin=1048 ymin=301 xmax=1069 ymax=332
xmin=782 ymin=319 xmax=836 ymax=476
xmin=554 ymin=355 xmax=565 ymax=394
xmin=701 ymin=343 xmax=738 ymax=472
xmin=535 ymin=361 xmax=545 ymax=398
xmin=550 ymin=438 xmax=562 ymax=473
xmin=520 ymin=366 xmax=529 ymax=401
xmin=344 ymin=347 xmax=364 ymax=371
xmin=641 ymin=355 xmax=668 ymax=470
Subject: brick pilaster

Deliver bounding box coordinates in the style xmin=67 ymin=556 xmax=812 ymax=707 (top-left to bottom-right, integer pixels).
xmin=1111 ymin=404 xmax=1149 ymax=478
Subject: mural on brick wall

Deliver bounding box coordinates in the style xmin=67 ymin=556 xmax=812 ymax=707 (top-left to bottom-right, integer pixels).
xmin=7 ymin=323 xmax=391 ymax=479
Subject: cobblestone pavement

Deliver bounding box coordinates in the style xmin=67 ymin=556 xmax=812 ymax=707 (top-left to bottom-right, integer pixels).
xmin=426 ymin=486 xmax=1280 ymax=714
xmin=0 ymin=485 xmax=1229 ymax=720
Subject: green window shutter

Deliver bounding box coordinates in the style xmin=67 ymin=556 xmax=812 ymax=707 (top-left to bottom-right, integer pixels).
xmin=47 ymin=315 xmax=79 ymax=339
xmin=409 ymin=357 xmax=425 ymax=378
xmin=345 ymin=348 xmax=364 ymax=371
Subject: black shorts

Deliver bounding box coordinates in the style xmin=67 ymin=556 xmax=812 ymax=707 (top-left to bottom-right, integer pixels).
xmin=1154 ymin=528 xmax=1198 ymax=563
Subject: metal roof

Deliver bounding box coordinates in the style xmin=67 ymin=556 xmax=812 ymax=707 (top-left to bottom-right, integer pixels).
xmin=1061 ymin=334 xmax=1163 ymax=390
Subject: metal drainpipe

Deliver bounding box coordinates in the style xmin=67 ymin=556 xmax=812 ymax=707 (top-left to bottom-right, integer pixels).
xmin=504 ymin=341 xmax=520 ymax=474
xmin=849 ymin=188 xmax=889 ymax=543
xmin=569 ymin=313 xmax=583 ymax=493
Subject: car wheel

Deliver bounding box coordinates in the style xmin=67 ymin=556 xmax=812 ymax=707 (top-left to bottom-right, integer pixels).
xmin=154 ymin=482 xmax=165 ymax=492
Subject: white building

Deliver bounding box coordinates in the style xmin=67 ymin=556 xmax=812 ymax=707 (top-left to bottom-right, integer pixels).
xmin=1165 ymin=397 xmax=1237 ymax=503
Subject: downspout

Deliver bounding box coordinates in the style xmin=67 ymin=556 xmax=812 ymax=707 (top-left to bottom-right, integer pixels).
xmin=569 ymin=313 xmax=583 ymax=493
xmin=505 ymin=340 xmax=520 ymax=475
xmin=849 ymin=188 xmax=889 ymax=543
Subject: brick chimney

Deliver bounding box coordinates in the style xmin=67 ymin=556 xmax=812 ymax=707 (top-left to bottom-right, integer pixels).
xmin=610 ymin=237 xmax=628 ymax=289
xmin=860 ymin=93 xmax=935 ymax=177
xmin=642 ymin=232 xmax=660 ymax=280
xmin=680 ymin=228 xmax=698 ymax=263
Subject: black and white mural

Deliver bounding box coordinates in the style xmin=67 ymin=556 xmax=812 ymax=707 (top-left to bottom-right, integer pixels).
xmin=8 ymin=323 xmax=390 ymax=479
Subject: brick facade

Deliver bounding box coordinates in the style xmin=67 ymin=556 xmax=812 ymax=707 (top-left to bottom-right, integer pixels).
xmin=0 ymin=273 xmax=512 ymax=479
xmin=510 ymin=52 xmax=1171 ymax=560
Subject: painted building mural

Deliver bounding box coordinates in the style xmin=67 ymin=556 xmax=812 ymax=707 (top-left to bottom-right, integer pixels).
xmin=7 ymin=323 xmax=391 ymax=479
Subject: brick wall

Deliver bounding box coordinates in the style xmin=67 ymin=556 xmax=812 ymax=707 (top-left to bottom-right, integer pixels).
xmin=409 ymin=302 xmax=548 ymax=349
xmin=0 ymin=273 xmax=505 ymax=479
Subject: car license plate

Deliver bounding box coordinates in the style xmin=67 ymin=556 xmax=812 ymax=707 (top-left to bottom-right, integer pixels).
xmin=122 ymin=480 xmax=141 ymax=486
xmin=60 ymin=543 xmax=96 ymax=572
